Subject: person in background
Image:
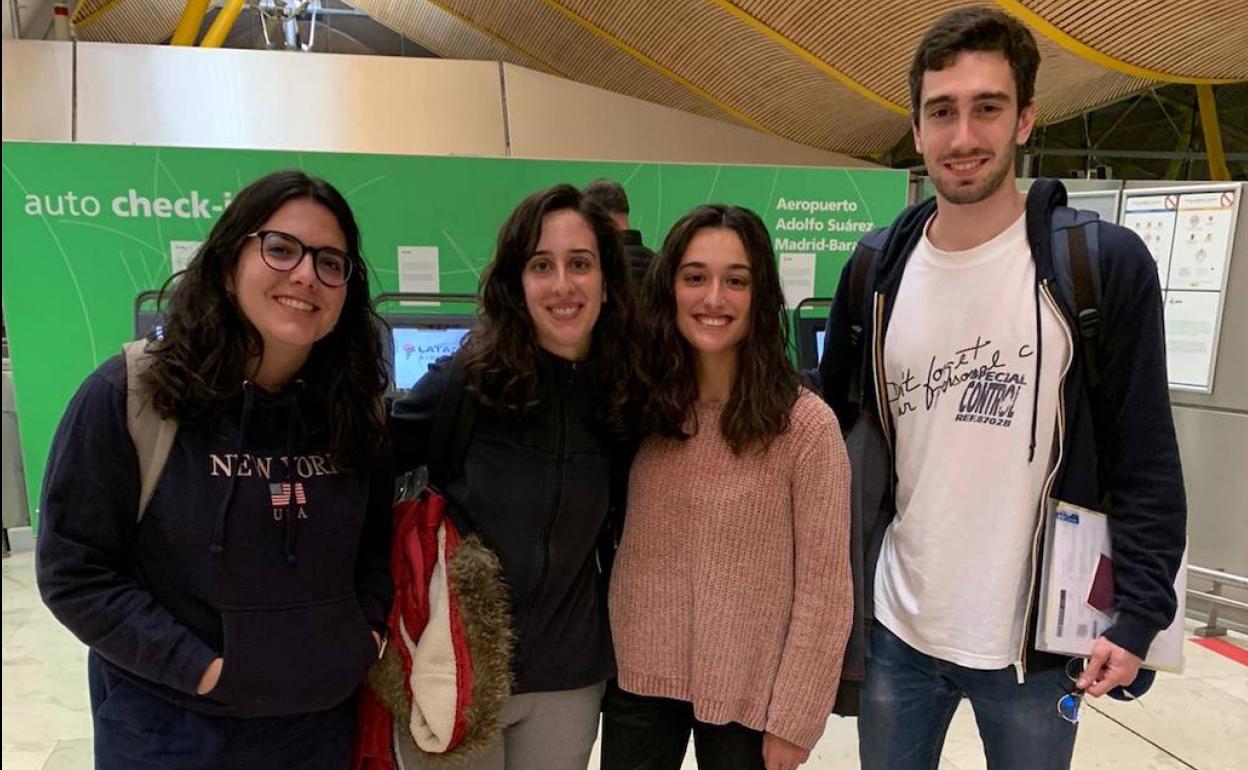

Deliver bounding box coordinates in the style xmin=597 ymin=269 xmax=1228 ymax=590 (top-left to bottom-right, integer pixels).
xmin=604 ymin=204 xmax=852 ymax=770
xmin=390 ymin=183 xmax=637 ymax=770
xmin=37 ymin=170 xmax=393 ymax=769
xmin=583 ymin=178 xmax=657 ymax=287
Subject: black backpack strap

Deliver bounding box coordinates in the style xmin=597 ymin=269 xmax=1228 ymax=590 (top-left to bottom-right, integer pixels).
xmin=845 ymin=234 xmax=885 ymax=408
xmin=427 ymin=351 xmax=477 ymax=533
xmin=1067 ymin=225 xmax=1102 ymax=388
xmin=847 ymin=243 xmax=876 ymax=348
xmin=1051 ymin=206 xmax=1104 ymax=390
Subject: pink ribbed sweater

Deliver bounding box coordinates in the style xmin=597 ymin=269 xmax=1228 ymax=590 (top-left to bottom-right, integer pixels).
xmin=609 ymin=390 xmax=853 ymax=750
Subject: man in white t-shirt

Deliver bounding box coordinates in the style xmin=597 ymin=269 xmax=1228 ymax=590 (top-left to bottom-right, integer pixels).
xmin=818 ymin=8 xmax=1186 ymax=770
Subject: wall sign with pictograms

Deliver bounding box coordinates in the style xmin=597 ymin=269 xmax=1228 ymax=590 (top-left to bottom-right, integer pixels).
xmin=1121 ymin=183 xmax=1241 ymax=393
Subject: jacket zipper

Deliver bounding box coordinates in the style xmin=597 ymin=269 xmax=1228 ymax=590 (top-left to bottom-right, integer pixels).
xmin=1015 ymin=279 xmax=1075 ymax=683
xmin=539 ymin=383 xmax=568 ymax=603
xmin=516 ymin=365 xmax=571 ymax=668
xmin=871 ymin=291 xmax=894 ymax=452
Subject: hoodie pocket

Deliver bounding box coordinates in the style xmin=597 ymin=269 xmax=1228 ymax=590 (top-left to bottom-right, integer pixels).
xmin=210 ymin=594 xmax=376 ymax=715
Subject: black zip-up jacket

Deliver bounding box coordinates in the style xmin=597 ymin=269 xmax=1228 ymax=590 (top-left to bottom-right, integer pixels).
xmin=390 ymin=351 xmax=617 ymax=693
xmin=819 ymin=180 xmax=1186 ymax=666
xmin=620 ymin=229 xmax=657 ymax=288
xmin=37 ymin=356 xmax=394 ymax=717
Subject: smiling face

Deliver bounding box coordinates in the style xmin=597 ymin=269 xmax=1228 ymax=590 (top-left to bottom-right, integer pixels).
xmin=522 ymin=208 xmax=605 ymax=361
xmin=914 ymin=50 xmax=1036 ymax=206
xmin=230 ymin=197 xmax=348 ymax=364
xmin=674 ymin=227 xmax=752 ymax=359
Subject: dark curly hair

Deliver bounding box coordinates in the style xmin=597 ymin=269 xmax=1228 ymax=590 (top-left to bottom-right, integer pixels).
xmin=908 ymin=6 xmax=1041 ymax=122
xmin=462 ymin=183 xmax=637 ymax=436
xmin=141 ymin=170 xmax=388 ymax=470
xmin=639 ymin=204 xmax=799 ymax=455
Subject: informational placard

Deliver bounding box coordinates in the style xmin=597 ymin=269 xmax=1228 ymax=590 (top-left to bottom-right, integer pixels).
xmin=397 ymin=245 xmax=441 ymax=306
xmin=1170 ymin=192 xmax=1235 ymax=291
xmin=1120 ymin=184 xmax=1240 ymax=393
xmin=778 ymin=252 xmax=816 ymax=309
xmin=1163 ymin=291 xmax=1222 ymax=389
xmin=1123 ymin=194 xmax=1179 ymax=282
xmin=169 ymin=240 xmax=202 ymax=275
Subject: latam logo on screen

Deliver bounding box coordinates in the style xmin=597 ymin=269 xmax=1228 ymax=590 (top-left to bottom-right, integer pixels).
xmin=402 ymin=342 xmax=459 ymax=360
xmin=392 ymin=327 xmax=471 ymax=390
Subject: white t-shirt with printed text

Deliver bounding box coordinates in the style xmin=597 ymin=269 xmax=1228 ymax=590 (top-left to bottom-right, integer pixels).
xmin=874 ymin=211 xmax=1072 ymax=670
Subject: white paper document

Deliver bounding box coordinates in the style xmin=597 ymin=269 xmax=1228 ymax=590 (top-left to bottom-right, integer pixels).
xmin=778 ymin=252 xmax=816 ymax=308
xmin=398 ymin=245 xmax=440 ymax=306
xmin=169 ymin=240 xmax=202 ymax=275
xmin=1164 ymin=291 xmax=1222 ymax=390
xmin=1035 ymin=500 xmax=1186 ymax=673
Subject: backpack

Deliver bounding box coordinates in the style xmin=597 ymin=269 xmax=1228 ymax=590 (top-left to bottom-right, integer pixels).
xmin=829 ymin=205 xmax=1104 ymax=717
xmin=354 ymin=354 xmax=512 ymax=766
xmin=122 ymin=340 xmax=178 ymax=522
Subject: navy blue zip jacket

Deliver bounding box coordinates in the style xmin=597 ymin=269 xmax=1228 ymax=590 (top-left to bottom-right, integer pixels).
xmin=37 ymin=355 xmax=393 ymax=717
xmin=390 ymin=350 xmax=619 ymax=694
xmin=819 ymin=180 xmax=1186 ymax=662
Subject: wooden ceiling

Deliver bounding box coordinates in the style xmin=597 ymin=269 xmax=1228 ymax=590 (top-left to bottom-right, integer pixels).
xmin=70 ymin=0 xmax=1248 ymax=156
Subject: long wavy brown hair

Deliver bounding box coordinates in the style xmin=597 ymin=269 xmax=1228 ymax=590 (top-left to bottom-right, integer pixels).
xmin=639 ymin=204 xmax=800 ymax=455
xmin=141 ymin=170 xmax=388 ymax=469
xmin=462 ymin=183 xmax=637 ymax=436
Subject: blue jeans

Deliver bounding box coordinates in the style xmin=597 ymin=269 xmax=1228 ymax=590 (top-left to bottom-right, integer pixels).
xmin=88 ymin=652 xmax=356 ymax=770
xmin=859 ymin=623 xmax=1078 ymax=770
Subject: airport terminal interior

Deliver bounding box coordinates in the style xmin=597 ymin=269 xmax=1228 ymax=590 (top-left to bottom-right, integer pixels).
xmin=3 ymin=0 xmax=1246 ymax=768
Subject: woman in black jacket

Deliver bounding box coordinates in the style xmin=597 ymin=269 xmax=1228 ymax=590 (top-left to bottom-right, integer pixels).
xmin=390 ymin=183 xmax=637 ymax=770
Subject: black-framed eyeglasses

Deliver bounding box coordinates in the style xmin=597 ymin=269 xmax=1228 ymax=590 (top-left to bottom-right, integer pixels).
xmin=248 ymin=230 xmax=353 ymax=288
xmin=1057 ymin=657 xmax=1086 ymax=723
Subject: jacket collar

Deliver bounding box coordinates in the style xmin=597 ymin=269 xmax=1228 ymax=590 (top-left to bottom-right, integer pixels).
xmin=876 ymin=177 xmax=1070 ymax=293
xmin=1023 ymin=178 xmax=1067 ymax=283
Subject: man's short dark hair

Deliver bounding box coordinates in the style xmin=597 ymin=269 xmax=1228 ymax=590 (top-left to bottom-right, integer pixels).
xmin=582 ymin=179 xmax=630 ymax=216
xmin=908 ymin=6 xmax=1040 ymax=122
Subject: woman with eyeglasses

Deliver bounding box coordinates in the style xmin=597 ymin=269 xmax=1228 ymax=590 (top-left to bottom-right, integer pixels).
xmin=603 ymin=205 xmax=852 ymax=770
xmin=36 ymin=170 xmax=393 ymax=769
xmin=388 ymin=184 xmax=637 ymax=770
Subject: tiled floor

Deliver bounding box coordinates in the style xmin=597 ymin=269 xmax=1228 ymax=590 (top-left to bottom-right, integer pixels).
xmin=5 ymin=549 xmax=1247 ymax=770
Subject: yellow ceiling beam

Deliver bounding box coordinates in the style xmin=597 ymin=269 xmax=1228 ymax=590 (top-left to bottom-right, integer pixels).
xmin=1196 ymin=85 xmax=1231 ymax=181
xmin=534 ymin=0 xmax=778 ymax=135
xmin=170 ymin=0 xmax=210 ymax=46
xmin=709 ymin=0 xmax=908 ymax=116
xmin=995 ymin=0 xmax=1243 ymax=85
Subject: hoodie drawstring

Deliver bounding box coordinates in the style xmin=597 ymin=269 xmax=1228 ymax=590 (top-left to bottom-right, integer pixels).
xmin=1027 ymin=277 xmax=1043 ymax=463
xmin=282 ymin=385 xmax=304 ymax=566
xmin=210 ymin=383 xmax=256 ymax=557
xmin=210 ymin=380 xmax=306 ymax=565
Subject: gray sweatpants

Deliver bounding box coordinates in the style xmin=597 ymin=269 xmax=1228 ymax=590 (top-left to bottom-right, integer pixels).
xmin=397 ymin=681 xmax=605 ymax=770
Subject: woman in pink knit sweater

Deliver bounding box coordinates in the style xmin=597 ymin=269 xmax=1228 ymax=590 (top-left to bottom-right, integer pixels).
xmin=603 ymin=205 xmax=854 ymax=770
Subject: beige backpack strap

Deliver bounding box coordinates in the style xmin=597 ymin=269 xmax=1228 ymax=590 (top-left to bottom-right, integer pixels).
xmin=123 ymin=340 xmax=178 ymax=522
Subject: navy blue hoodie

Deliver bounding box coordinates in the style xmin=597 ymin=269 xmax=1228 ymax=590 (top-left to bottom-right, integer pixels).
xmin=818 ymin=180 xmax=1186 ymax=665
xmin=37 ymin=355 xmax=393 ymax=718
